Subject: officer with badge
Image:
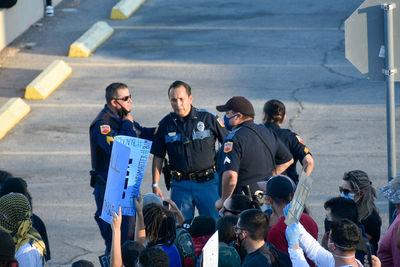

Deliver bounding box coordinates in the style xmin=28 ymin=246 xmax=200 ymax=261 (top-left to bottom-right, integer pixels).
xmin=214 ymin=96 xmax=294 ymax=211
xmin=263 ymin=99 xmax=314 ymax=183
xmin=151 ymin=80 xmax=228 ymax=220
xmin=89 ymin=82 xmax=155 ymax=254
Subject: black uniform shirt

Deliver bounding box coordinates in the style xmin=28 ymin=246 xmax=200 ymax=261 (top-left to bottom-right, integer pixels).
xmin=89 ymin=105 xmax=155 ymax=180
xmin=264 ymin=122 xmax=311 ymax=183
xmin=151 ymin=106 xmax=228 ymax=173
xmin=220 ymin=120 xmax=292 ymax=195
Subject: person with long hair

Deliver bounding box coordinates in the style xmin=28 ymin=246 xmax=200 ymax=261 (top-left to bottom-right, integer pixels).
xmin=111 ymin=198 xmax=181 ymax=267
xmin=339 ymin=170 xmax=382 ymax=251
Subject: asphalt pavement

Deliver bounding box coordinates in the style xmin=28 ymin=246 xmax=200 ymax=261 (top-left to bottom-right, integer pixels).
xmin=0 ymin=0 xmax=399 ymax=265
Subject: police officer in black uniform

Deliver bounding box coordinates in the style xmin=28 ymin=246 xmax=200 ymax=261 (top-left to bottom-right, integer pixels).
xmin=89 ymin=82 xmax=155 ymax=254
xmin=263 ymin=99 xmax=314 ymax=183
xmin=151 ymin=80 xmax=228 ymax=220
xmin=214 ymin=96 xmax=293 ymax=212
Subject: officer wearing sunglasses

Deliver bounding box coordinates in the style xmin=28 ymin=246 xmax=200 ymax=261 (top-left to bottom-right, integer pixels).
xmin=89 ymin=82 xmax=156 ymax=254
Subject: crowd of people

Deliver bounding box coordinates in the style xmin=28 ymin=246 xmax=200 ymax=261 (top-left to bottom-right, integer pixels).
xmin=0 ymin=81 xmax=400 ymax=266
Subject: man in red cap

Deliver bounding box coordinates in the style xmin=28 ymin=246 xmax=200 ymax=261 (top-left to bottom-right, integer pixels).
xmin=215 ymin=96 xmax=293 ymax=211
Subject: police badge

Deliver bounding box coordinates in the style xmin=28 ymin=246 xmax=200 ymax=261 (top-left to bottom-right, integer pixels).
xmin=197 ymin=121 xmax=205 ymax=132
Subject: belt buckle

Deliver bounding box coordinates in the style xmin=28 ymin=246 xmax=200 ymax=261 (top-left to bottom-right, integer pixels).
xmin=171 ymin=171 xmax=182 ymax=181
xmin=188 ymin=172 xmax=196 ymax=181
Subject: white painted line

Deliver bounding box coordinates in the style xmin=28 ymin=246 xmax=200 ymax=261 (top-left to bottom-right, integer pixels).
xmin=29 ymin=103 xmax=103 ymax=108
xmin=0 ymin=151 xmax=89 ymax=155
xmin=36 ymin=203 xmax=92 ymax=207
xmin=113 ymin=25 xmax=339 ymax=31
xmin=68 ymin=62 xmax=352 ymax=68
xmin=28 ymin=103 xmax=167 ymax=108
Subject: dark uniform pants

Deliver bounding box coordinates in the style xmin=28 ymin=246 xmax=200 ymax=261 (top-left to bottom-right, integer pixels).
xmin=94 ymin=183 xmax=130 ymax=254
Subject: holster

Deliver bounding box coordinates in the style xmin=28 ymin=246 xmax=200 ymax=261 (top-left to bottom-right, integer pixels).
xmin=90 ymin=169 xmax=106 ymax=188
xmin=162 ymin=158 xmax=172 ymax=191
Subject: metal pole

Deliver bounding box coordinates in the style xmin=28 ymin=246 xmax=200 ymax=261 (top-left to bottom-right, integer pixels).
xmin=382 ymin=3 xmax=397 ymax=220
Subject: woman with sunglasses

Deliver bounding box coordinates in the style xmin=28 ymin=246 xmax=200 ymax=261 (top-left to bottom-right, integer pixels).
xmin=339 ymin=170 xmax=382 ymax=252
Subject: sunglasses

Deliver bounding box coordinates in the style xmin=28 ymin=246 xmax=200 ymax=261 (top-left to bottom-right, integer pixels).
xmin=115 ymin=94 xmax=132 ymax=102
xmin=339 ymin=186 xmax=353 ymax=195
xmin=233 ymin=225 xmax=246 ymax=234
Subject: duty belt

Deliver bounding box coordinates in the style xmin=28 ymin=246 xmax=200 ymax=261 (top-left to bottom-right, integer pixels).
xmin=170 ymin=166 xmax=216 ymax=183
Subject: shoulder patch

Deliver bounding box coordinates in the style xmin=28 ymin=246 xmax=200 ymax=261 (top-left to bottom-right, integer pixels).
xmin=224 ymin=141 xmax=233 ymax=153
xmin=296 ymin=135 xmax=305 ymax=145
xmin=304 ymin=147 xmax=309 ymax=154
xmin=100 ymin=125 xmax=111 ymax=135
xmin=217 ymin=117 xmax=225 ymax=127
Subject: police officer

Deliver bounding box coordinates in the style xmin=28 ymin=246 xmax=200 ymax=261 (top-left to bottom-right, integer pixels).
xmin=89 ymin=82 xmax=155 ymax=254
xmin=214 ymin=96 xmax=294 ymax=211
xmin=151 ymin=80 xmax=228 ymax=220
xmin=263 ymin=99 xmax=314 ymax=183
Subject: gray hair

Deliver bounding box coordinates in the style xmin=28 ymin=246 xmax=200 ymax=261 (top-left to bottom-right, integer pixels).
xmin=342 ymin=170 xmax=378 ymax=221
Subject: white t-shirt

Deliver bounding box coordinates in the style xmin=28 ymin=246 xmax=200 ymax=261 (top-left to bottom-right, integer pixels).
xmin=15 ymin=243 xmax=45 ymax=267
xmin=287 ymin=224 xmax=363 ymax=267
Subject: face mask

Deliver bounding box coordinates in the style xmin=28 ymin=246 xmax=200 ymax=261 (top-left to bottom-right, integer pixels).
xmin=224 ymin=115 xmax=234 ymax=131
xmin=236 ymin=234 xmax=244 ymax=247
xmin=340 ymin=191 xmax=355 ymax=200
xmin=117 ymin=105 xmax=130 ymax=118
xmin=328 ymin=242 xmax=356 ymax=258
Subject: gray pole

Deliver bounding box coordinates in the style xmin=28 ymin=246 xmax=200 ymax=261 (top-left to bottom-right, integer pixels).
xmin=382 ymin=3 xmax=397 ymax=219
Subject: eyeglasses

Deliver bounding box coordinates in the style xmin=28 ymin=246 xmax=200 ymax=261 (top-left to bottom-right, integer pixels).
xmin=115 ymin=94 xmax=132 ymax=102
xmin=220 ymin=206 xmax=241 ymax=216
xmin=339 ymin=186 xmax=353 ymax=195
xmin=233 ymin=225 xmax=246 ymax=234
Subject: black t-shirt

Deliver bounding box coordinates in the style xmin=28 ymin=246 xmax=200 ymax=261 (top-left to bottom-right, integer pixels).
xmin=242 ymin=242 xmax=292 ymax=267
xmin=264 ymin=123 xmax=311 ymax=183
xmin=219 ymin=121 xmax=292 ymax=195
xmin=361 ymin=209 xmax=381 ymax=252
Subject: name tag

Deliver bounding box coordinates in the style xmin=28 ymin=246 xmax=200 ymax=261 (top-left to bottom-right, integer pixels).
xmin=192 ymin=130 xmax=210 ymax=140
xmin=165 ymin=134 xmax=181 ymax=143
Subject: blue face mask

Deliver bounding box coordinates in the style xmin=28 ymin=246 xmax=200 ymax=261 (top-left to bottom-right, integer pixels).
xmin=224 ymin=115 xmax=234 ymax=131
xmin=340 ymin=191 xmax=355 ymax=200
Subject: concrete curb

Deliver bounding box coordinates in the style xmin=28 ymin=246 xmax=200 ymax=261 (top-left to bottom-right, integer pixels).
xmin=110 ymin=0 xmax=146 ymax=20
xmin=0 ymin=98 xmax=30 ymax=140
xmin=25 ymin=60 xmax=72 ymax=100
xmin=68 ymin=21 xmax=114 ymax=57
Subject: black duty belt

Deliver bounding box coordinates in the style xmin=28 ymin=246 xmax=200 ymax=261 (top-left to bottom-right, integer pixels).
xmin=170 ymin=166 xmax=216 ymax=183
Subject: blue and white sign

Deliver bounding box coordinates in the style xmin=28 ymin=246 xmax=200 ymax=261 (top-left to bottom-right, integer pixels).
xmin=101 ymin=135 xmax=152 ymax=224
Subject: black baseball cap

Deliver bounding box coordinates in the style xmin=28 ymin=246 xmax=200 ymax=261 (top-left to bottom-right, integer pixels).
xmin=257 ymin=175 xmax=295 ymax=198
xmin=216 ymin=96 xmax=255 ymax=117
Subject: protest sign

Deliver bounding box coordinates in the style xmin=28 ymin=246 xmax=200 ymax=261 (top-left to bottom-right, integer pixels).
xmin=202 ymin=230 xmax=218 ymax=267
xmin=101 ymin=135 xmax=152 ymax=224
xmin=284 ymin=166 xmax=313 ymax=226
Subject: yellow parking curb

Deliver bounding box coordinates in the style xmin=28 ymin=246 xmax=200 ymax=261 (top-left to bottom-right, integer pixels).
xmin=0 ymin=98 xmax=30 ymax=140
xmin=25 ymin=60 xmax=72 ymax=100
xmin=69 ymin=21 xmax=114 ymax=57
xmin=110 ymin=0 xmax=146 ymax=20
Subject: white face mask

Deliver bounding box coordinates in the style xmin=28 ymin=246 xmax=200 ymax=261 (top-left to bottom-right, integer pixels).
xmin=340 ymin=191 xmax=355 ymax=200
xmin=328 ymin=242 xmax=356 ymax=258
